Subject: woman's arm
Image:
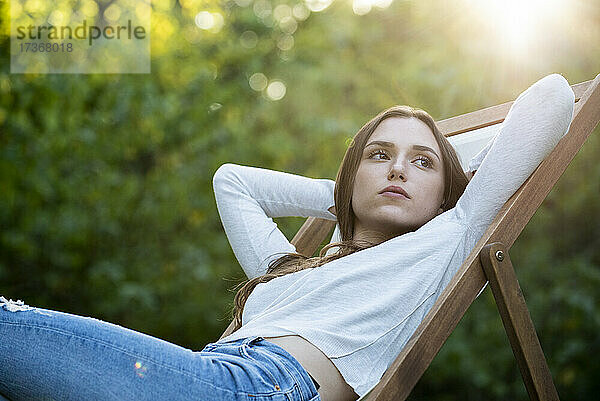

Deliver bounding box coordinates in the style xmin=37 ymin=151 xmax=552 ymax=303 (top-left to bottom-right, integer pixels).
xmin=455 ymin=73 xmax=575 ymax=235
xmin=212 ymin=163 xmax=337 ymax=279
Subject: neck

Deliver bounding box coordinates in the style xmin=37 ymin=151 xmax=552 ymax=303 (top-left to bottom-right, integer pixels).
xmin=352 ymin=223 xmax=402 ymax=246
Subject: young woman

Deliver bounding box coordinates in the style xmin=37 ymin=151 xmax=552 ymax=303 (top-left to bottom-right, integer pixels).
xmin=0 ymin=74 xmax=574 ymax=401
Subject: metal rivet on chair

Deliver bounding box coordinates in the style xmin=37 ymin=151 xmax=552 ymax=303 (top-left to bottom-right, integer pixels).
xmin=495 ymin=250 xmax=504 ymax=261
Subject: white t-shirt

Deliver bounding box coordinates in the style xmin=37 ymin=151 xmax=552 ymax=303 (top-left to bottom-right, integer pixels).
xmin=212 ymin=74 xmax=574 ymax=398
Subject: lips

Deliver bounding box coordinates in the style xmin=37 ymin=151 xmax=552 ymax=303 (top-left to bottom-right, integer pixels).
xmin=379 ymin=185 xmax=410 ymax=199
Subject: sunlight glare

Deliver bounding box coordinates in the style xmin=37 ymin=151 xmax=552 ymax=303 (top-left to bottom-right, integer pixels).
xmin=464 ymin=0 xmax=569 ymax=56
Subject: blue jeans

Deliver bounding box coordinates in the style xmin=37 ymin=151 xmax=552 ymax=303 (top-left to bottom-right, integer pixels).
xmin=0 ymin=297 xmax=321 ymax=401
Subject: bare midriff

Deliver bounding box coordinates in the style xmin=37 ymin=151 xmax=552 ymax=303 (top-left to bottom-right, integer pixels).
xmin=263 ymin=335 xmax=359 ymax=401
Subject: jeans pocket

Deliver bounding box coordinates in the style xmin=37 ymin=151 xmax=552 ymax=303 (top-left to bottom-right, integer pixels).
xmin=240 ymin=343 xmax=298 ymax=399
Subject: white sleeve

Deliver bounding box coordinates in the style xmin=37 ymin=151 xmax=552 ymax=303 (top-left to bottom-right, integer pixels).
xmin=467 ymin=134 xmax=495 ymax=173
xmin=455 ymin=73 xmax=575 ymax=235
xmin=212 ymin=163 xmax=337 ymax=280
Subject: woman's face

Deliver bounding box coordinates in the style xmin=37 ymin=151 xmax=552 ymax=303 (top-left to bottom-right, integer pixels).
xmin=352 ymin=117 xmax=445 ymax=239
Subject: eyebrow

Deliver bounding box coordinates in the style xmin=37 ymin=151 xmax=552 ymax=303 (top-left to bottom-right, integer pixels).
xmin=364 ymin=140 xmax=441 ymax=162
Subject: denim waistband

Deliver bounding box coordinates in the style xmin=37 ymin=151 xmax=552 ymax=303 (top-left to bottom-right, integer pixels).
xmin=205 ymin=335 xmax=321 ymax=400
xmin=246 ymin=335 xmax=320 ymax=399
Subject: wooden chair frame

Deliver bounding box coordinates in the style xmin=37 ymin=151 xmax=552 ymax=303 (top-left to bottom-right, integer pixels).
xmin=220 ymin=74 xmax=600 ymax=401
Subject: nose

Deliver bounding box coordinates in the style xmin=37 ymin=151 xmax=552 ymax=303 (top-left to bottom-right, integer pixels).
xmin=388 ymin=161 xmax=406 ymax=181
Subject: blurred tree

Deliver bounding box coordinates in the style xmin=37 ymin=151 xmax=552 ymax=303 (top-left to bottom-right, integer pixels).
xmin=0 ymin=0 xmax=598 ymax=399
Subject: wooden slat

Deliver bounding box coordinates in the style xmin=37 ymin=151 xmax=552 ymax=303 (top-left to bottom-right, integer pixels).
xmin=291 ymin=217 xmax=337 ymax=257
xmin=364 ymin=73 xmax=600 ymax=401
xmin=480 ymin=243 xmax=560 ymax=401
xmin=219 ymin=318 xmax=237 ymax=340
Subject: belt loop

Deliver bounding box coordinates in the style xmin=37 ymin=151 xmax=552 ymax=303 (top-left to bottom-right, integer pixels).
xmin=242 ymin=335 xmax=264 ymax=347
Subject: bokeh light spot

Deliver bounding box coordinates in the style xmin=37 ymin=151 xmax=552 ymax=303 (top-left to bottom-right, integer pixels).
xmin=372 ymin=0 xmax=393 ymax=8
xmin=277 ymin=34 xmax=294 ymax=51
xmin=240 ymin=30 xmax=259 ymax=48
xmin=353 ymin=0 xmax=371 ymax=15
xmin=254 ymin=0 xmax=273 ymax=19
xmin=274 ymin=4 xmax=292 ymax=21
xmin=279 ymin=16 xmax=298 ymax=34
xmin=134 ymin=361 xmax=148 ymax=378
xmin=81 ymin=0 xmax=99 ymax=17
xmin=195 ymin=11 xmax=224 ymax=32
xmin=249 ymin=73 xmax=268 ymax=91
xmin=48 ymin=10 xmax=64 ymax=26
xmin=292 ymin=3 xmax=310 ymax=21
xmin=304 ymin=0 xmax=332 ymax=13
xmin=195 ymin=11 xmax=214 ymax=29
xmin=266 ymin=80 xmax=286 ymax=101
xmin=24 ymin=0 xmax=46 ymax=15
xmin=209 ymin=12 xmax=225 ymax=33
xmin=104 ymin=4 xmax=122 ymax=22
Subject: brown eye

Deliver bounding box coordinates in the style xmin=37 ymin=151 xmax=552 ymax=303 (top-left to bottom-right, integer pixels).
xmin=368 ymin=150 xmax=389 ymax=160
xmin=415 ymin=156 xmax=432 ymax=168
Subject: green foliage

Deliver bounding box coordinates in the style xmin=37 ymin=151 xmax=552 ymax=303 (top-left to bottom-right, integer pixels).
xmin=0 ymin=0 xmax=598 ymax=398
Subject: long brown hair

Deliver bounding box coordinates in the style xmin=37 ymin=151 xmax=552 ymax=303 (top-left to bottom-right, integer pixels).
xmin=228 ymin=105 xmax=469 ymax=332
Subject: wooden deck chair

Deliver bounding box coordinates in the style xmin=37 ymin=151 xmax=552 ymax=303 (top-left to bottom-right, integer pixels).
xmin=218 ymin=74 xmax=600 ymax=401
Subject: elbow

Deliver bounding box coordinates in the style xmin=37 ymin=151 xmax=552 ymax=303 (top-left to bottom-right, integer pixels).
xmin=212 ymin=163 xmax=238 ymax=191
xmin=536 ymin=74 xmax=575 ymax=138
xmin=539 ymin=73 xmax=575 ymax=114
